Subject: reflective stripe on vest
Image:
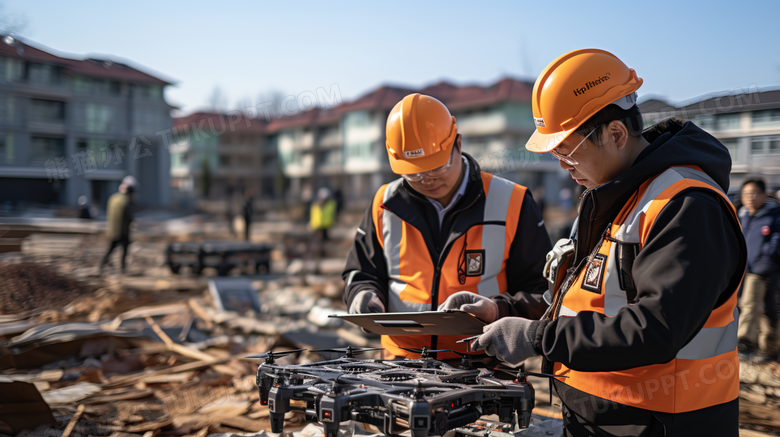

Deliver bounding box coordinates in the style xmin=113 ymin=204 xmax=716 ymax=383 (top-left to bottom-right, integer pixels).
xmin=479 ymin=176 xmax=514 ymax=297
xmin=381 ymin=176 xmax=518 ymax=312
xmin=372 ymin=173 xmax=528 ymax=359
xmin=554 ymin=166 xmax=741 ymax=413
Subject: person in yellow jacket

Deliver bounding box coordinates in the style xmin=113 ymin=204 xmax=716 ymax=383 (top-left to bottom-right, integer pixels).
xmin=342 ymin=93 xmax=552 ymax=360
xmin=441 ymin=49 xmax=748 ymax=436
xmin=310 ymin=187 xmax=337 ymax=257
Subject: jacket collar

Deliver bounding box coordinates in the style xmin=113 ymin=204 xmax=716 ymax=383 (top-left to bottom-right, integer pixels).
xmin=382 ymin=152 xmax=487 ymax=258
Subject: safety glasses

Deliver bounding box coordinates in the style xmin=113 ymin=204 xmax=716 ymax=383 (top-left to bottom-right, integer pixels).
xmin=549 ymin=125 xmax=601 ymax=166
xmin=401 ymin=147 xmax=455 ymax=182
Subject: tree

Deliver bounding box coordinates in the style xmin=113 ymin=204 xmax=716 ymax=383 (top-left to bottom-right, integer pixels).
xmin=207 ymin=86 xmax=228 ymax=113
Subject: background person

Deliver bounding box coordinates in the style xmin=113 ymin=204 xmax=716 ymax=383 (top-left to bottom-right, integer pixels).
xmin=310 ymin=187 xmax=337 ymax=258
xmin=100 ymin=176 xmax=137 ymax=275
xmin=738 ymin=177 xmax=780 ymax=362
xmin=77 ymin=195 xmax=92 ymax=219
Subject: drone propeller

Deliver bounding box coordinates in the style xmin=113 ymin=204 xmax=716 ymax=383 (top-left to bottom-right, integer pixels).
xmin=246 ymin=349 xmax=307 ymax=364
xmin=310 ymin=346 xmax=385 ymax=358
xmin=400 ymin=347 xmax=454 ymax=359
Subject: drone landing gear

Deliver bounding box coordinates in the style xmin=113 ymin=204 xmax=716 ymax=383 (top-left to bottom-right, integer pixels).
xmin=270 ymin=411 xmax=285 ymax=434
xmin=323 ymin=423 xmax=340 ymax=437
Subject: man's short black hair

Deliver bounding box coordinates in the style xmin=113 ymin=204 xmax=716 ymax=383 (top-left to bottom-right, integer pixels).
xmin=742 ymin=178 xmax=766 ymax=193
xmin=574 ymin=104 xmax=644 ymax=146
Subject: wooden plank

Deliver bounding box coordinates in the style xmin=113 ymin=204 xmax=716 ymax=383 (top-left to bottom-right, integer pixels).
xmin=144 ymin=315 xmax=215 ymax=362
xmin=61 ymin=404 xmax=85 ymax=437
xmin=187 ymin=299 xmax=213 ymax=329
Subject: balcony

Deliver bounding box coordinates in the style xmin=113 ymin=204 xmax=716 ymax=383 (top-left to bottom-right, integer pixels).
xmin=27 ymin=120 xmax=66 ymax=135
xmin=283 ymin=154 xmax=314 ymax=178
xmin=457 ymin=112 xmax=507 ymax=136
xmin=319 ymin=131 xmax=342 ymax=148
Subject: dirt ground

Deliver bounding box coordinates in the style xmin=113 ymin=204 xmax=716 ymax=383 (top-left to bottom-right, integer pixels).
xmin=1 ymin=218 xmax=780 ymax=436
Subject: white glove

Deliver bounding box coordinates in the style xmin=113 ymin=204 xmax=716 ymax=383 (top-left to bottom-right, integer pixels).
xmin=437 ymin=291 xmax=498 ymax=323
xmin=349 ymin=290 xmax=385 ymax=314
xmin=471 ymin=317 xmax=537 ymax=367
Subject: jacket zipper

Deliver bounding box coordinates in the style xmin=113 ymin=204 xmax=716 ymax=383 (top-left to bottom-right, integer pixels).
xmin=431 ymin=192 xmax=482 ymax=310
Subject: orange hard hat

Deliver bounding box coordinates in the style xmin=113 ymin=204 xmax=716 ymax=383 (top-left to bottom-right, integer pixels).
xmin=385 ymin=93 xmax=458 ymax=174
xmin=525 ymin=48 xmax=643 ymax=153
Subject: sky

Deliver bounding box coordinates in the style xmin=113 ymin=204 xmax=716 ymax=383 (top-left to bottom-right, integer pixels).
xmin=5 ymin=0 xmax=780 ymax=116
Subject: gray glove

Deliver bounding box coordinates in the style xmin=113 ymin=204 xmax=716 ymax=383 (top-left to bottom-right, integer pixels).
xmin=437 ymin=291 xmax=498 ymax=323
xmin=471 ymin=317 xmax=537 ymax=367
xmin=349 ymin=290 xmax=386 ymax=314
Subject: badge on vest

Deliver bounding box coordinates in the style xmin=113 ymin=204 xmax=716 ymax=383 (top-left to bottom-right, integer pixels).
xmin=465 ymin=250 xmax=486 ymax=276
xmin=582 ymin=254 xmax=607 ymax=294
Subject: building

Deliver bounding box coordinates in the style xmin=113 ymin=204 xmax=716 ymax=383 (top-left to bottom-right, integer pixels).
xmin=170 ymin=112 xmax=281 ymax=209
xmin=263 ymin=78 xmax=567 ymax=209
xmin=639 ymin=87 xmax=780 ymax=191
xmin=0 ymin=34 xmax=174 ymax=210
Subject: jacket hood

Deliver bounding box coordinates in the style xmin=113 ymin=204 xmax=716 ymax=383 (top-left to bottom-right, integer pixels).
xmin=572 ymin=118 xmax=735 ymax=264
xmin=636 ymin=118 xmax=732 ymax=192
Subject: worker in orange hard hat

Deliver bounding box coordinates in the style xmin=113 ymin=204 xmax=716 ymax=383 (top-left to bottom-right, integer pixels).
xmin=342 ymin=93 xmax=552 ymax=361
xmin=446 ymin=49 xmax=747 ymax=436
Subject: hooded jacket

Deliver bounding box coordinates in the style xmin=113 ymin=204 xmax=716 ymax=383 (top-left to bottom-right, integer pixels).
xmin=739 ymin=198 xmax=780 ymax=276
xmin=503 ymin=119 xmax=747 ymax=436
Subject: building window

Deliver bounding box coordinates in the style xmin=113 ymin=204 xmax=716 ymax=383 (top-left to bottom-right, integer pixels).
xmin=77 ymin=139 xmax=127 ymax=169
xmin=0 ymin=57 xmax=23 ymax=82
xmin=86 ymin=104 xmax=113 ymax=132
xmin=28 ymin=63 xmax=62 ymax=86
xmin=345 ymin=141 xmax=373 ymax=160
xmin=750 ymin=136 xmax=780 ymax=155
xmin=137 ymin=84 xmax=162 ymax=99
xmin=715 ymin=113 xmax=740 ymax=131
xmin=344 ymin=111 xmax=371 ymax=130
xmin=30 ymin=99 xmax=66 ymax=123
xmin=688 ymin=114 xmax=715 ymax=131
xmin=71 ymin=76 xmax=121 ymax=96
xmin=0 ymin=133 xmax=13 ymax=164
xmin=30 ymin=136 xmax=65 ymax=166
xmin=752 ymin=110 xmax=780 ymax=128
xmin=133 ymin=109 xmax=166 ymax=134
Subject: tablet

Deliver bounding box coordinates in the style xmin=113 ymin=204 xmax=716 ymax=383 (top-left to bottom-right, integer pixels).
xmin=330 ymin=310 xmax=489 ymax=335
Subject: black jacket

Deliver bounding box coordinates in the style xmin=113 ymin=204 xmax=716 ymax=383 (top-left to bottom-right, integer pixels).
xmin=739 ymin=198 xmax=780 ymax=276
xmin=506 ymin=119 xmax=747 ymax=436
xmin=342 ymin=153 xmax=552 ymax=323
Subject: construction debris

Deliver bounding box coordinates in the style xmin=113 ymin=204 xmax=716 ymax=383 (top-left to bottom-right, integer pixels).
xmin=0 ymin=223 xmax=367 ymax=436
xmin=1 ymin=213 xmax=779 ymax=437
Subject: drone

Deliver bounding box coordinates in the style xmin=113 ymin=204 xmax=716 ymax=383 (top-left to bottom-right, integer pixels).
xmin=251 ymin=346 xmax=540 ymax=437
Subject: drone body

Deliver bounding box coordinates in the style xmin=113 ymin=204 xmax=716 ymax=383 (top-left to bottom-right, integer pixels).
xmin=254 ymin=348 xmax=535 ymax=437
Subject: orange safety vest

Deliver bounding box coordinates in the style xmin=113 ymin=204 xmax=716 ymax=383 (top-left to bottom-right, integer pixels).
xmin=553 ymin=166 xmax=741 ymax=413
xmin=372 ymin=172 xmax=527 ymax=359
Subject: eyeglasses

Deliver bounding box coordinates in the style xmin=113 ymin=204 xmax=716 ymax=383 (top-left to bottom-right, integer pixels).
xmin=549 ymin=125 xmax=601 ymax=166
xmin=401 ymin=148 xmax=455 ymax=182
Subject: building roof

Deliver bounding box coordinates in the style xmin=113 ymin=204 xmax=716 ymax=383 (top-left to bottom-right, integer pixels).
xmin=187 ymin=77 xmax=535 ymax=133
xmin=639 ymin=88 xmax=780 ymax=117
xmin=173 ymin=111 xmax=267 ymax=134
xmin=0 ymin=34 xmax=173 ymax=85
